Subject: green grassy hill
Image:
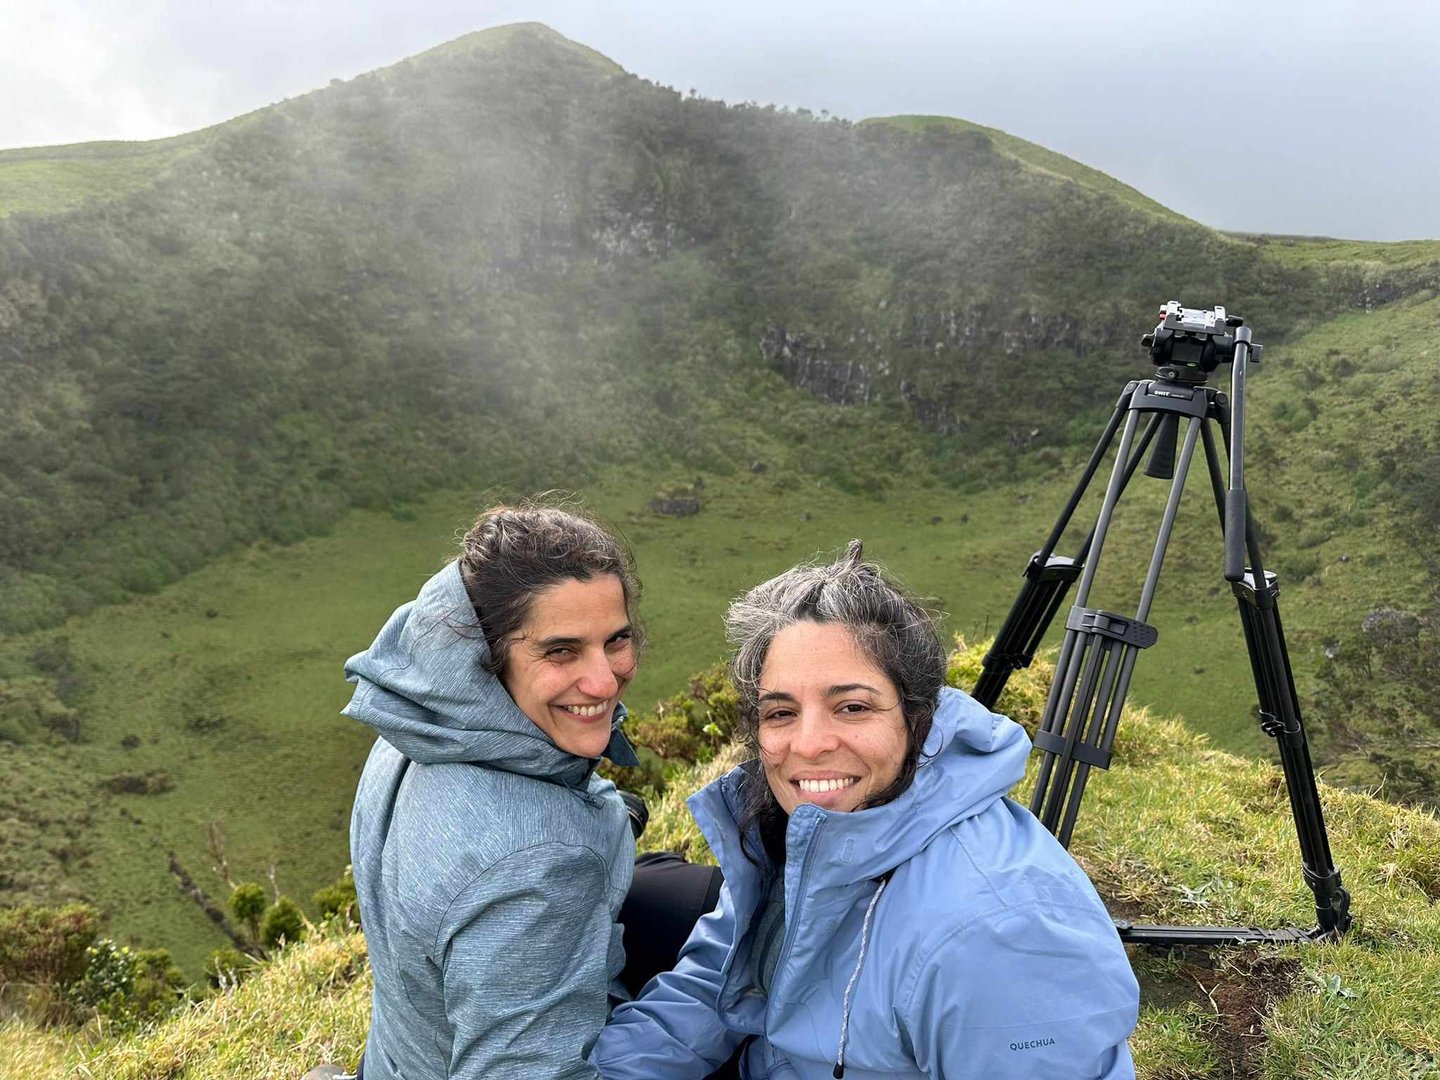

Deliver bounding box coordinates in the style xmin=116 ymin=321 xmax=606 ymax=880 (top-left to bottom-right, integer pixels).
xmin=3 ymin=22 xmax=1415 ymax=637
xmin=2 ymin=19 xmax=1439 ymax=986
xmin=0 ymin=137 xmax=200 ymax=218
xmin=5 ymin=646 xmax=1437 ymax=1079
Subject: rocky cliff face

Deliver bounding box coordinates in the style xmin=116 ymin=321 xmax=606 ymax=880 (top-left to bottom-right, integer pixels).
xmin=759 ymin=326 xmax=873 ymax=406
xmin=760 ymin=303 xmax=1102 ymax=438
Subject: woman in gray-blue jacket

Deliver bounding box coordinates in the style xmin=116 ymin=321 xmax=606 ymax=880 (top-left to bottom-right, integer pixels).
xmin=345 ymin=503 xmax=643 ymax=1080
xmin=594 ymin=541 xmax=1139 ymax=1080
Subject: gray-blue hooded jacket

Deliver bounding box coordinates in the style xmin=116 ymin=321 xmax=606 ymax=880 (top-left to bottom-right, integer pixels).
xmin=345 ymin=561 xmax=638 ymax=1080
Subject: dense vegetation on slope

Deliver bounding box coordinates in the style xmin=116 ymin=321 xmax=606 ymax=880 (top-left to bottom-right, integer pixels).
xmin=5 ymin=24 xmax=1425 ymax=635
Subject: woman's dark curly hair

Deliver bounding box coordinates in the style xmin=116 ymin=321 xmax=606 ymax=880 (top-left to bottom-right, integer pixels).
xmin=725 ymin=539 xmax=946 ymax=866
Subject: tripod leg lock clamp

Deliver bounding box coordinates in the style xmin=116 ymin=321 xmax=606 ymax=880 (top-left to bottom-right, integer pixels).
xmin=1258 ymin=711 xmax=1308 ymax=748
xmin=1065 ymin=606 xmax=1159 ymax=649
xmin=1033 ymin=729 xmax=1113 ymax=771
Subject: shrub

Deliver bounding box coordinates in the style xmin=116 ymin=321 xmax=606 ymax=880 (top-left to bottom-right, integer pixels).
xmin=260 ymin=897 xmax=306 ymax=950
xmin=229 ymin=882 xmax=267 ymax=943
xmin=68 ymin=939 xmax=188 ymax=1029
xmin=604 ymin=663 xmax=740 ymax=794
xmin=204 ymin=946 xmax=252 ymax=988
xmin=312 ymin=869 xmax=359 ymax=926
xmin=0 ymin=678 xmax=79 ymax=746
xmin=96 ymin=769 xmax=174 ymax=795
xmin=0 ymin=903 xmax=99 ymax=988
xmin=627 ymin=664 xmax=739 ymax=767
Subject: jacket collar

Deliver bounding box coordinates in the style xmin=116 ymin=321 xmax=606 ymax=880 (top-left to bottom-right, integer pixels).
xmin=687 ymin=686 xmax=1032 ymax=890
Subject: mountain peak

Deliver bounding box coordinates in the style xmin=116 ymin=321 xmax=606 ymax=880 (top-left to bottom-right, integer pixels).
xmin=407 ymin=22 xmax=625 ymax=76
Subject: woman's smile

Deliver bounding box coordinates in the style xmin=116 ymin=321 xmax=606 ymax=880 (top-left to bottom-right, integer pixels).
xmin=795 ymin=776 xmax=858 ymax=794
xmin=556 ymin=701 xmax=612 ymax=718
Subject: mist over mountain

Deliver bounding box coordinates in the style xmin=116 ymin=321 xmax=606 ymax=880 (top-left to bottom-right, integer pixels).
xmin=1 ymin=22 xmax=1438 ymax=974
xmin=5 ymin=23 xmax=1432 ymax=633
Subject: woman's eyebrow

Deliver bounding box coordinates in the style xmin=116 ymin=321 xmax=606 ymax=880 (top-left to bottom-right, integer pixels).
xmin=532 ymin=634 xmax=583 ymax=649
xmin=757 ymin=689 xmax=797 ymax=703
xmin=827 ymin=682 xmax=880 ymax=695
xmin=533 ymin=624 xmax=632 ymax=649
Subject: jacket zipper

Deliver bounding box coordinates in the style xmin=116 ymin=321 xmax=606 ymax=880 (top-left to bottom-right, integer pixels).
xmin=771 ymin=816 xmax=824 ymax=1003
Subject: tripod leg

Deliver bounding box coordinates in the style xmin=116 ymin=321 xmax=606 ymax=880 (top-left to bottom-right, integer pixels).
xmin=1238 ymin=586 xmax=1352 ymax=934
xmin=1032 ymin=416 xmax=1202 ymax=845
xmin=974 ymin=385 xmax=1144 ymax=708
xmin=1203 ymin=419 xmax=1351 ymax=935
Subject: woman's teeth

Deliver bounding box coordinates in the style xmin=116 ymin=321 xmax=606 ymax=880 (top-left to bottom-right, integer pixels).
xmin=559 ymin=703 xmax=608 ymax=717
xmin=798 ymin=778 xmax=857 ymax=793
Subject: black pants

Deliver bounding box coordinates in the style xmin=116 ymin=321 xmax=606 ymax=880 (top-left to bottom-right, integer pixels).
xmin=618 ymin=851 xmax=725 ymax=997
xmin=618 ymin=852 xmax=741 ymax=1080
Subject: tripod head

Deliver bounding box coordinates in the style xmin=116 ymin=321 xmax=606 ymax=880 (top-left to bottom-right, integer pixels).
xmin=1141 ymin=301 xmax=1262 ymax=384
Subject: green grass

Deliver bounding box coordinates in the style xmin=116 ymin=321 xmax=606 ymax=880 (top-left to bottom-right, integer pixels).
xmin=863 ymin=115 xmax=1189 ymax=222
xmin=1232 ymin=233 xmax=1440 ymax=269
xmin=0 ymin=138 xmax=197 ymax=218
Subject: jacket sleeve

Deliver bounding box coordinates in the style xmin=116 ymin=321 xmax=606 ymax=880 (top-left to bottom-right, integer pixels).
xmin=591 ymin=880 xmax=745 ymax=1079
xmin=900 ymin=899 xmax=1139 ymax=1080
xmin=438 ymin=843 xmax=621 ymax=1080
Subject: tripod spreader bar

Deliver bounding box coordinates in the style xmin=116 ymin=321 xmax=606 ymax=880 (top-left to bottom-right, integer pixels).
xmin=1029 ymin=607 xmax=1158 ymax=770
xmin=1113 ymin=920 xmax=1314 ymax=947
xmin=1066 ymin=606 xmax=1158 ymax=650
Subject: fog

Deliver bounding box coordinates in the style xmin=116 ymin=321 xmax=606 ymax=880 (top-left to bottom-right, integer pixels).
xmin=3 ymin=0 xmax=1436 ymax=240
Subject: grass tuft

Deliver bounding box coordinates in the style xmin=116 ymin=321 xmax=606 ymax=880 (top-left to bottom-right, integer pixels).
xmin=82 ymin=924 xmax=370 ymax=1080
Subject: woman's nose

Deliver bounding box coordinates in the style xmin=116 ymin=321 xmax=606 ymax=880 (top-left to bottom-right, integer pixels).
xmin=577 ymin=652 xmax=621 ymax=699
xmin=789 ymin=712 xmax=839 ymax=759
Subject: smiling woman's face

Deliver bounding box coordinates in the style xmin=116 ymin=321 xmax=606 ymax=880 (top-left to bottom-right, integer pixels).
xmin=501 ymin=574 xmax=636 ymax=759
xmin=756 ymin=620 xmax=907 ymax=815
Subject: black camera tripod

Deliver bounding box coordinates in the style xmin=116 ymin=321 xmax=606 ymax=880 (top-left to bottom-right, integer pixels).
xmin=972 ymin=301 xmax=1351 ymax=946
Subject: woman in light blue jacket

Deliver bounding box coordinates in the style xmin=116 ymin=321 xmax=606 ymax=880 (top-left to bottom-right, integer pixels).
xmin=594 ymin=541 xmax=1139 ymax=1080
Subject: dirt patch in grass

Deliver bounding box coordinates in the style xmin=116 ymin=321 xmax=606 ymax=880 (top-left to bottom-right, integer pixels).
xmin=1135 ymin=945 xmax=1302 ymax=1079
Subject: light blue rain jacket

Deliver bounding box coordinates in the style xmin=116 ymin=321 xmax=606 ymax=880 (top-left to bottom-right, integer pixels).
xmin=593 ymin=687 xmax=1138 ymax=1080
xmin=345 ymin=561 xmax=639 ymax=1080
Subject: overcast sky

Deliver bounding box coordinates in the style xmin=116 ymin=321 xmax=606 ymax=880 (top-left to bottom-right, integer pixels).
xmin=3 ymin=0 xmax=1436 ymax=241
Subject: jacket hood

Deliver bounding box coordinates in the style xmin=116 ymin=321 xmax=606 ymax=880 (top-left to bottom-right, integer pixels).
xmin=342 ymin=560 xmax=639 ymax=783
xmin=691 ymin=686 xmax=1030 ymax=884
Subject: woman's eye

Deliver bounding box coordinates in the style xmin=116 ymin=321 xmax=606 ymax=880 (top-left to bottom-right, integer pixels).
xmin=760 ymin=709 xmax=795 ymax=725
xmin=839 ymin=701 xmax=874 ymax=716
xmin=544 ymin=646 xmax=575 ymax=659
xmin=606 ymin=633 xmax=633 ymax=651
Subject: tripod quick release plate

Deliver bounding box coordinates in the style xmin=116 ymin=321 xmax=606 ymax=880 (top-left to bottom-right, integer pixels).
xmin=1141 ymin=300 xmax=1262 ymax=378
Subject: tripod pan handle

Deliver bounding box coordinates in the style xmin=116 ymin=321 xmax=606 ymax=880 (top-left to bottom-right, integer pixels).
xmin=1224 ymin=489 xmax=1247 ymax=582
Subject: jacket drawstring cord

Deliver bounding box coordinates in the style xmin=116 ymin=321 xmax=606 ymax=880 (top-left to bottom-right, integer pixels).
xmin=834 ymin=872 xmax=891 ymax=1079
